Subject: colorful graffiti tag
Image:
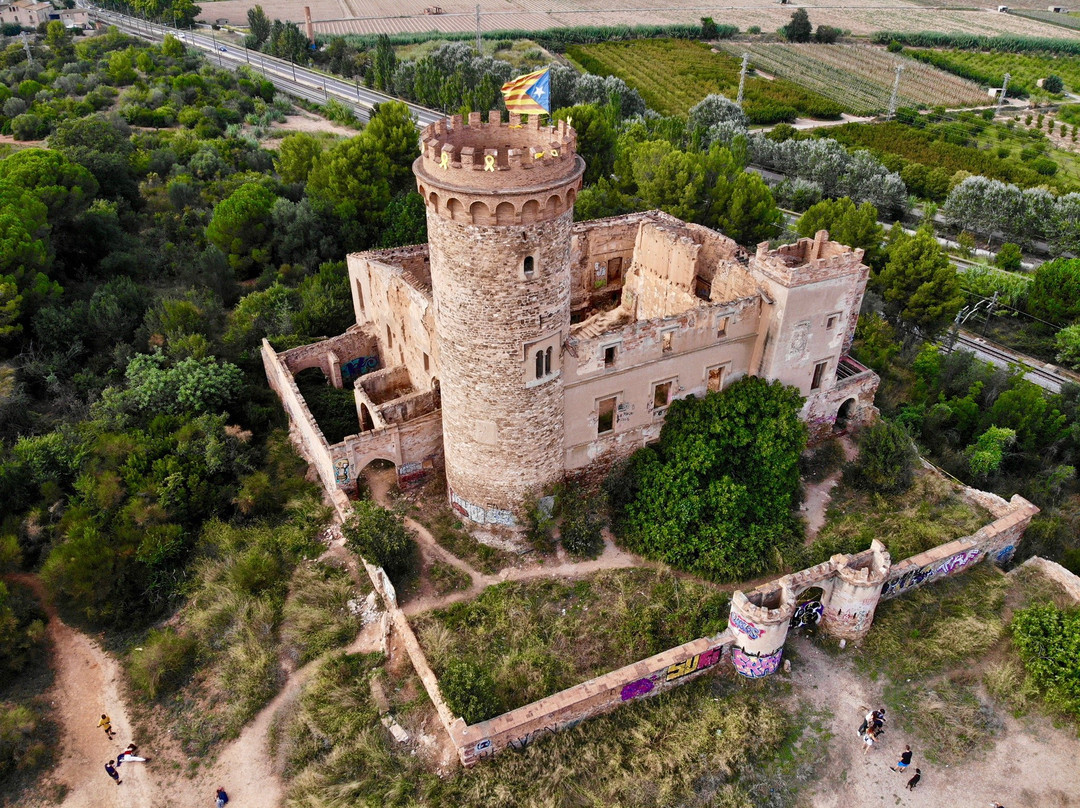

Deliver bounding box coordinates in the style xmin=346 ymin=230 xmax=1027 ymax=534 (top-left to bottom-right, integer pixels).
xmin=342 ymin=355 xmax=379 ymax=382
xmin=397 ymin=457 xmax=434 ymax=486
xmin=881 ymin=548 xmax=982 ymax=598
xmin=620 ymin=646 xmax=725 ymax=701
xmin=731 ymin=646 xmax=783 ymax=679
xmin=450 ymin=488 xmax=516 ymax=526
xmin=728 ymin=613 xmax=762 ymax=640
xmin=995 ymin=544 xmax=1016 ymax=564
xmin=333 ymin=459 xmax=351 ymax=485
xmin=790 ymin=600 xmax=823 ymax=631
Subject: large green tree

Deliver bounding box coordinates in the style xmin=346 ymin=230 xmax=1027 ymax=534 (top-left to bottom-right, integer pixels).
xmin=796 ymin=197 xmax=884 ymax=268
xmin=206 ymin=183 xmax=278 ymax=277
xmin=609 ymin=377 xmax=806 ymax=580
xmin=1027 ymin=258 xmax=1080 ymax=325
xmin=555 ymin=104 xmax=617 ymax=186
xmin=876 ymin=226 xmax=964 ymax=340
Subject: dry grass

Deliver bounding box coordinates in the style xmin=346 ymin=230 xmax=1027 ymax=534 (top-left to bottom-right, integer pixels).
xmin=885 ymin=678 xmax=1002 ymax=764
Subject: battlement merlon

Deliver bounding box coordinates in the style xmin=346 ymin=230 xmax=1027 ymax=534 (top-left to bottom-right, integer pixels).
xmin=416 ymin=111 xmax=583 ymax=195
xmin=751 ymin=230 xmax=867 ymax=288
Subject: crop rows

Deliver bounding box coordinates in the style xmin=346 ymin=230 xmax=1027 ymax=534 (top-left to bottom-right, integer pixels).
xmin=716 ymin=44 xmax=987 ymax=115
xmin=906 ymin=48 xmax=1080 ymax=96
xmin=568 ymin=39 xmax=843 ymax=123
xmin=1008 ymin=9 xmax=1080 ymax=32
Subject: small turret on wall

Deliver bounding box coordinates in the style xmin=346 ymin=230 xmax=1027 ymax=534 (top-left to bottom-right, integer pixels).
xmin=728 ymin=578 xmax=795 ymax=678
xmin=822 ymin=539 xmax=891 ymax=641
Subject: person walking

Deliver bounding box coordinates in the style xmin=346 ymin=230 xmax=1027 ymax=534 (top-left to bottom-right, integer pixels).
xmin=892 ymin=745 xmax=912 ymax=772
xmin=216 ymin=786 xmax=230 ymax=807
xmin=104 ymin=760 xmax=121 ymax=785
xmin=858 ymin=708 xmax=874 ymax=736
xmin=862 ymin=727 xmax=877 ymax=755
xmin=97 ymin=714 xmax=115 ymax=739
xmin=906 ymin=768 xmax=922 ymax=790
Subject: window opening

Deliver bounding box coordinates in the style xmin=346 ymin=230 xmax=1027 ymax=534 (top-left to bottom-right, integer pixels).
xmin=653 ymin=381 xmax=672 ymax=409
xmin=811 ymin=360 xmax=828 ymax=390
xmin=423 ymin=353 xmax=430 ymax=373
xmin=544 ymin=346 xmax=552 ymax=375
xmin=597 ymin=396 xmax=616 ymax=434
xmin=356 ymin=280 xmax=364 ymax=311
xmin=606 ymin=256 xmax=623 ymax=283
xmin=523 ymin=255 xmax=535 ymax=277
xmin=826 ymin=314 xmax=838 ymax=330
xmin=661 ymin=331 xmax=673 ymax=354
xmin=707 ymin=366 xmax=724 ymax=393
xmin=535 ymin=350 xmax=545 ymax=379
xmin=603 ymin=345 xmax=617 ymax=368
xmin=386 ymin=325 xmax=393 ymax=349
xmin=717 ymin=316 xmax=728 ymax=338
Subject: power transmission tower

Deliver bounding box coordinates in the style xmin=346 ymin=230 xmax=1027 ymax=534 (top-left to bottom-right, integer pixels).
xmin=736 ymin=52 xmax=749 ymax=107
xmin=887 ymin=62 xmax=904 ymax=119
xmin=996 ymin=72 xmax=1011 ymax=117
xmin=476 ymin=5 xmax=481 ymax=54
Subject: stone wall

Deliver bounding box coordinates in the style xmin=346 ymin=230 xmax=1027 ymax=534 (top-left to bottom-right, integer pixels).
xmin=1014 ymin=557 xmax=1080 ymax=603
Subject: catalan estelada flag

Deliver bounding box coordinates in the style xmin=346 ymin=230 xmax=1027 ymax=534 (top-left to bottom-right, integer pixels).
xmin=501 ymin=68 xmax=551 ymax=115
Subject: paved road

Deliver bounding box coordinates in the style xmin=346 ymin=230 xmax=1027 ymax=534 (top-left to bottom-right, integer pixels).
xmin=85 ymin=5 xmax=441 ymax=126
xmin=945 ymin=330 xmax=1078 ymax=394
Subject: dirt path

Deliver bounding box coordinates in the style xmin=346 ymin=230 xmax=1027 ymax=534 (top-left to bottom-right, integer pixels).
xmin=801 ymin=436 xmax=856 ymax=541
xmin=790 ymin=636 xmax=1080 ymax=808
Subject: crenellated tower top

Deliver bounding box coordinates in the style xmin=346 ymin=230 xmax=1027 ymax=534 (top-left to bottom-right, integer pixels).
xmin=415 ymin=111 xmax=585 ymax=227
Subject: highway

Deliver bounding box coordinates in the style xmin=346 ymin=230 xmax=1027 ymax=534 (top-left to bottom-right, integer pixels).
xmin=84 ymin=5 xmax=441 ymax=126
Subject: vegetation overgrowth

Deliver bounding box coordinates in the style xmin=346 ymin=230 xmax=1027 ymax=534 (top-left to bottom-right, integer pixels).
xmin=905 ymin=47 xmax=1080 ymax=96
xmin=872 ymin=30 xmax=1080 ymax=54
xmin=414 ymin=569 xmax=730 ymax=716
xmin=567 ymin=39 xmax=844 ymax=122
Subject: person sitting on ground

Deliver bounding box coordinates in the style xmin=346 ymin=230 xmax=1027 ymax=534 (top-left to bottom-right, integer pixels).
xmin=216 ymin=786 xmax=230 ymax=807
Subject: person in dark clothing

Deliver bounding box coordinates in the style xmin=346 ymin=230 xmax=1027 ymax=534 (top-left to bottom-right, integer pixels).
xmin=104 ymin=760 xmax=121 ymax=785
xmin=216 ymin=786 xmax=230 ymax=807
xmin=892 ymin=745 xmax=912 ymax=772
xmin=906 ymin=768 xmax=922 ymax=790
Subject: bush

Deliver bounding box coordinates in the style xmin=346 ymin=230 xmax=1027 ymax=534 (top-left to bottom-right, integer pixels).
xmin=845 ymin=419 xmax=917 ymax=495
xmin=342 ymin=500 xmax=416 ymax=578
xmin=994 ymin=242 xmax=1022 ymax=271
xmin=559 ymin=489 xmax=605 ymax=559
xmin=1044 ymin=74 xmax=1064 ymax=94
xmin=128 ymin=627 xmax=197 ymax=699
xmin=814 ymin=25 xmax=841 ymax=44
xmin=439 ymin=658 xmax=501 ymax=724
xmin=799 ymin=438 xmax=846 ymax=482
xmin=1011 ymin=604 xmax=1080 ymax=718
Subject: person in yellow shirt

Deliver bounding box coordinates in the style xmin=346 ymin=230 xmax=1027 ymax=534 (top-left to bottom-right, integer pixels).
xmin=97 ymin=714 xmax=115 ymax=739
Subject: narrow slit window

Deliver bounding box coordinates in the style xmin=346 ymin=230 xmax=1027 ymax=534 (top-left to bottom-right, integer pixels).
xmin=535 ymin=350 xmax=545 ymax=379
xmin=386 ymin=325 xmax=393 ymax=349
xmin=811 ymin=360 xmax=828 ymax=390
xmin=661 ymin=331 xmax=673 ymax=354
xmin=523 ymin=255 xmax=535 ymax=277
xmin=603 ymin=345 xmax=617 ymax=368
xmin=597 ymin=396 xmax=616 ymax=434
xmin=356 ymin=280 xmax=365 ymax=311
xmin=544 ymin=346 xmax=552 ymax=375
xmin=423 ymin=353 xmax=430 ymax=373
xmin=717 ymin=316 xmax=728 ymax=338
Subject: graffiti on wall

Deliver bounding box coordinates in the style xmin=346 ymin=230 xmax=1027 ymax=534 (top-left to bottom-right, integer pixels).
xmin=790 ymin=600 xmax=823 ymax=631
xmin=731 ymin=646 xmax=783 ymax=679
xmin=450 ymin=488 xmax=517 ymax=527
xmin=333 ymin=459 xmax=351 ymax=485
xmin=620 ymin=646 xmax=725 ymax=702
xmin=398 ymin=457 xmax=434 ymax=486
xmin=616 ymin=401 xmax=634 ymax=423
xmin=728 ymin=613 xmax=762 ymax=640
xmin=995 ymin=544 xmax=1016 ymax=564
xmin=342 ymin=355 xmax=380 ymax=382
xmin=881 ymin=548 xmax=982 ymax=598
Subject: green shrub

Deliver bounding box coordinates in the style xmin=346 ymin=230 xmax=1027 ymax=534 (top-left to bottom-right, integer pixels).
xmin=128 ymin=627 xmax=197 ymax=699
xmin=559 ymin=488 xmax=605 ymax=559
xmin=1044 ymin=74 xmax=1064 ymax=94
xmin=1011 ymin=604 xmax=1080 ymax=718
xmin=342 ymin=500 xmax=417 ymax=578
xmin=439 ymin=658 xmax=501 ymax=724
xmin=799 ymin=438 xmax=846 ymax=482
xmin=994 ymin=242 xmax=1023 ymax=271
xmin=844 ymin=419 xmax=917 ymax=495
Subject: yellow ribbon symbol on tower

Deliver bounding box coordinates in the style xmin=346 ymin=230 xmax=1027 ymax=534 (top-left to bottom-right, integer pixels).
xmin=484 ymin=154 xmax=496 ymax=172
xmin=534 ymin=151 xmax=545 ymax=160
xmin=550 ymin=149 xmax=559 ymax=157
xmin=439 ymin=152 xmax=449 ymax=170
xmin=567 ymin=116 xmax=572 ymax=128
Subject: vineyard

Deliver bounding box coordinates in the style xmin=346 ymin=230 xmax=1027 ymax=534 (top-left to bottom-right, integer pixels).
xmin=1007 ymin=9 xmax=1080 ymax=32
xmin=715 ymin=43 xmax=987 ymax=115
xmin=566 ymin=38 xmax=844 ymax=123
xmin=906 ymin=48 xmax=1080 ymax=96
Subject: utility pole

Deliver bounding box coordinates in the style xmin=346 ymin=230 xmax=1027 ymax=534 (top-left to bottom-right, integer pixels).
xmin=996 ymin=72 xmax=1011 ymax=117
xmin=475 ymin=4 xmax=481 ymax=54
xmin=736 ymin=52 xmax=749 ymax=107
xmin=887 ymin=62 xmax=904 ymax=119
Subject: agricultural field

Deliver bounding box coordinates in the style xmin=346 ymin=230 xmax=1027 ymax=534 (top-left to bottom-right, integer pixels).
xmin=907 ymin=48 xmax=1080 ymax=96
xmin=195 ymin=0 xmax=1079 ymax=40
xmin=567 ymin=38 xmax=844 ymax=123
xmin=1007 ymin=9 xmax=1080 ymax=31
xmin=716 ymin=43 xmax=987 ymax=115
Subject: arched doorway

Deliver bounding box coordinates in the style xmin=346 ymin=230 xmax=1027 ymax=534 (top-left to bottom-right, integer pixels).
xmin=790 ymin=586 xmax=826 ymax=634
xmin=836 ymin=398 xmax=857 ymax=432
xmin=359 ymin=402 xmax=375 ymax=432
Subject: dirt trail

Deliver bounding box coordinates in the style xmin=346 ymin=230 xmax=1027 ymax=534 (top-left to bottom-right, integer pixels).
xmin=801 ymin=436 xmax=857 ymax=541
xmin=791 ymin=636 xmax=1080 ymax=808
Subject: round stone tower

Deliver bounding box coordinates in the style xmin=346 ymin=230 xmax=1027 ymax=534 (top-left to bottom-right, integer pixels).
xmin=414 ymin=111 xmax=585 ymax=524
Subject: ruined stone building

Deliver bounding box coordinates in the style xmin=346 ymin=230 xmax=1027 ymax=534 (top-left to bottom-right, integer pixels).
xmin=263 ymin=110 xmax=880 ymax=527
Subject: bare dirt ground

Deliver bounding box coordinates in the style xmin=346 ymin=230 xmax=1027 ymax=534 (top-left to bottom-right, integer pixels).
xmin=789 ymin=635 xmax=1080 ymax=808
xmin=801 ymin=435 xmax=857 ymax=541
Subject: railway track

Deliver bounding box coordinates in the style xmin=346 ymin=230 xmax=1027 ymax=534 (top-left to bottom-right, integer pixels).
xmin=946 ymin=331 xmax=1078 ymax=393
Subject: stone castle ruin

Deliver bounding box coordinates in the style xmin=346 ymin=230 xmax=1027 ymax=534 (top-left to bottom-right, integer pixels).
xmin=262 ymin=112 xmax=1041 ymax=767
xmin=265 ymin=111 xmax=880 ymax=526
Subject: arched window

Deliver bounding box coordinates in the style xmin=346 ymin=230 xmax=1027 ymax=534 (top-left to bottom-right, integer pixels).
xmin=535 ymin=350 xmax=544 ymax=379
xmin=545 ymin=346 xmax=552 ymax=375
xmin=523 ymin=255 xmax=535 ymax=277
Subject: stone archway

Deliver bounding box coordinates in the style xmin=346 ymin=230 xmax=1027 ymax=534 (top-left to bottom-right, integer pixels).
xmin=836 ymin=398 xmax=857 ymax=431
